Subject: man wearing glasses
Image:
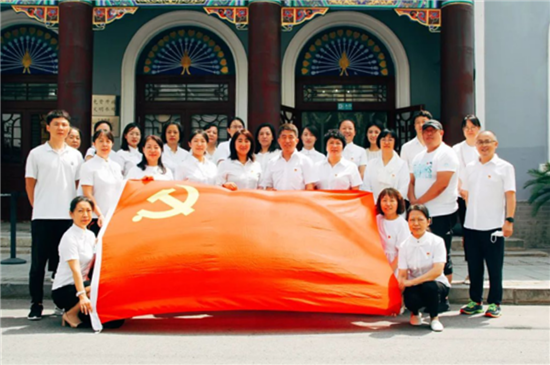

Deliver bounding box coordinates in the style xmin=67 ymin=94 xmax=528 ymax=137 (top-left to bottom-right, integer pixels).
xmin=408 ymin=120 xmax=459 ymax=312
xmin=459 ymin=131 xmax=516 ymax=318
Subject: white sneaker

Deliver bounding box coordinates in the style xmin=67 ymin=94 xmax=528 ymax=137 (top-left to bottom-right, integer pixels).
xmin=410 ymin=313 xmax=422 ymax=326
xmin=430 ymin=318 xmax=444 ymax=332
xmin=53 ymin=306 xmax=64 ymax=316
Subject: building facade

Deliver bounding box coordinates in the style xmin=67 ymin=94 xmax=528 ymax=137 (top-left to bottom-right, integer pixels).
xmin=1 ymin=0 xmax=549 ymax=243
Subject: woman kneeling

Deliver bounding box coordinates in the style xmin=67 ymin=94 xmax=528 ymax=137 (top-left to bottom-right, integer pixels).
xmin=52 ymin=196 xmax=95 ymax=328
xmin=398 ymin=204 xmax=451 ymax=332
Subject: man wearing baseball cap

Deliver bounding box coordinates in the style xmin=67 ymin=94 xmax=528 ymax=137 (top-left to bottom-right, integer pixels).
xmin=408 ymin=119 xmax=459 ymax=312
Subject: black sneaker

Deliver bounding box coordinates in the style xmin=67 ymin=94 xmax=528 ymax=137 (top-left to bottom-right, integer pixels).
xmin=27 ymin=303 xmax=43 ymax=321
xmin=438 ymin=298 xmax=451 ymax=313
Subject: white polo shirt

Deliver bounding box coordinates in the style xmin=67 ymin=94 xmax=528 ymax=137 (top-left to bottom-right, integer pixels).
xmin=366 ymin=149 xmax=381 ymax=161
xmin=85 ymin=147 xmax=121 ymax=165
xmin=412 ymin=143 xmax=459 ymax=217
xmin=162 ymin=144 xmax=189 ymax=174
xmin=216 ymin=158 xmax=262 ymax=190
xmin=205 ymin=148 xmax=217 ymax=162
xmin=212 ymin=140 xmax=230 ymax=165
xmin=300 ymin=148 xmax=325 ymax=164
xmin=116 ymin=147 xmax=142 ymax=177
xmin=255 ymin=150 xmax=280 ymax=172
xmin=398 ymin=231 xmax=450 ymax=287
xmin=363 ymin=154 xmax=410 ymax=202
xmin=260 ymin=150 xmax=318 ymax=190
xmin=377 ymin=214 xmax=410 ymax=264
xmin=126 ymin=165 xmax=174 ymax=181
xmin=52 ymin=224 xmax=95 ymax=290
xmin=175 ymin=155 xmax=217 ymax=184
xmin=452 ymin=140 xmax=479 ymax=172
xmin=79 ymin=155 xmax=124 ymax=218
xmin=342 ymin=142 xmax=368 ymax=167
xmin=400 ymin=136 xmax=426 ymax=172
xmin=25 ymin=142 xmax=83 ymax=220
xmin=462 ymin=155 xmax=516 ymax=230
xmin=315 ymin=157 xmax=362 ymax=190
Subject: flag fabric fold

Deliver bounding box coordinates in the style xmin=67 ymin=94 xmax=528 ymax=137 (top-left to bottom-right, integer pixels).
xmin=90 ymin=181 xmax=401 ymax=330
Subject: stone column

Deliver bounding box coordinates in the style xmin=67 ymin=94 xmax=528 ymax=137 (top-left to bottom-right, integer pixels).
xmin=58 ymin=0 xmax=93 ymax=153
xmin=441 ymin=0 xmax=474 ymax=145
xmin=248 ymin=0 xmax=281 ymax=134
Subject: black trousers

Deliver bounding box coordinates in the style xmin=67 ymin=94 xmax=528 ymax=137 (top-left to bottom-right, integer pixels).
xmin=29 ymin=220 xmax=72 ymax=304
xmin=430 ymin=212 xmax=457 ymax=275
xmin=464 ymin=227 xmax=504 ymax=305
xmin=89 ymin=218 xmax=100 ymax=237
xmin=404 ymin=281 xmax=450 ymax=318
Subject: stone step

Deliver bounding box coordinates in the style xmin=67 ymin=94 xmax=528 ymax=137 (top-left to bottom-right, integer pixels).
xmin=451 ymin=236 xmax=525 ymax=251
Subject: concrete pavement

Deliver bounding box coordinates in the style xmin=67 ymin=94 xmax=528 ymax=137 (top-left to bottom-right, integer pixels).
xmin=1 ymin=299 xmax=549 ymax=364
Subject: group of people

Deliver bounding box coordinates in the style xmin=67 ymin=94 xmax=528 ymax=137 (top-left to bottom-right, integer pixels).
xmin=24 ymin=109 xmax=516 ymax=332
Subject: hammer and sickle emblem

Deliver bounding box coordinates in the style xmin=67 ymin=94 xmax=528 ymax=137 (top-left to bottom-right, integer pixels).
xmin=132 ymin=185 xmax=199 ymax=222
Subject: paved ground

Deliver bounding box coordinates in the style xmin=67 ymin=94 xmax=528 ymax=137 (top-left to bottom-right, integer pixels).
xmin=1 ymin=299 xmax=549 ymax=364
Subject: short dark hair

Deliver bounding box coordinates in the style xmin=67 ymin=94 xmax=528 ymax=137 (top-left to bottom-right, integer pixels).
xmin=413 ymin=110 xmax=433 ymax=122
xmin=278 ymin=123 xmax=299 ymax=138
xmin=376 ymin=128 xmax=399 ymax=150
xmin=94 ymin=120 xmax=113 ymax=132
xmin=462 ymin=114 xmax=482 ymax=129
xmin=204 ymin=123 xmax=219 ymax=132
xmin=324 ymin=129 xmax=346 ymax=148
xmin=121 ymin=123 xmax=142 ymax=151
xmin=92 ymin=129 xmax=114 ymax=144
xmin=406 ymin=204 xmax=431 ymax=221
xmin=69 ymin=127 xmax=82 ymax=139
xmin=338 ymin=119 xmax=355 ymax=129
xmin=254 ymin=123 xmax=278 ymax=153
xmin=229 ymin=130 xmax=255 ymax=162
xmin=376 ymin=188 xmax=406 ymax=216
xmin=188 ymin=129 xmax=209 ymax=144
xmin=46 ymin=110 xmax=71 ymax=125
xmin=161 ymin=121 xmax=183 ymax=145
xmin=228 ymin=117 xmax=245 ymax=129
xmin=70 ymin=196 xmax=94 ymax=213
xmin=137 ymin=135 xmax=166 ymax=174
xmin=302 ymin=125 xmax=320 ymax=140
xmin=366 ymin=121 xmax=384 ymax=148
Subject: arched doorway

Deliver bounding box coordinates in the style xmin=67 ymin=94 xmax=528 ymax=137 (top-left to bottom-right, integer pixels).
xmin=1 ymin=25 xmax=58 ymax=220
xmin=135 ymin=26 xmax=236 ymax=144
xmin=295 ymin=27 xmax=396 ymax=151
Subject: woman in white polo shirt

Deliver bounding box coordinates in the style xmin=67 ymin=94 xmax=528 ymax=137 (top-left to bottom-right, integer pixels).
xmin=398 ymin=204 xmax=450 ymax=332
xmin=79 ymin=130 xmax=124 ymax=236
xmin=376 ymin=188 xmax=409 ymax=276
xmin=363 ymin=129 xmax=410 ymax=202
xmin=205 ymin=123 xmax=219 ymax=162
xmin=315 ymin=130 xmax=362 ymax=190
xmin=300 ymin=125 xmax=325 ymax=163
xmin=175 ymin=130 xmax=217 ymax=184
xmin=85 ymin=120 xmax=113 ymax=161
xmin=116 ymin=123 xmax=143 ymax=176
xmin=338 ymin=119 xmax=367 ymax=179
xmin=365 ymin=121 xmax=383 ymax=161
xmin=51 ymin=196 xmax=95 ymax=328
xmin=254 ymin=123 xmax=280 ymax=172
xmin=217 ymin=130 xmax=261 ymax=190
xmin=161 ymin=121 xmax=189 ymax=174
xmin=127 ymin=135 xmax=173 ymax=181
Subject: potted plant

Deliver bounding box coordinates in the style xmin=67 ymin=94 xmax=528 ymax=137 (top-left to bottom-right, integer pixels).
xmin=524 ymin=162 xmax=550 ymax=216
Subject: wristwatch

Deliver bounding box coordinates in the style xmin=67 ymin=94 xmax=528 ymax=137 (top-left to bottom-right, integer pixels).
xmin=505 ymin=217 xmax=514 ymax=223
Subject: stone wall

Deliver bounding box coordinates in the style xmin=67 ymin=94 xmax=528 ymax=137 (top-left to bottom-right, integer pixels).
xmin=514 ymin=202 xmax=550 ymax=248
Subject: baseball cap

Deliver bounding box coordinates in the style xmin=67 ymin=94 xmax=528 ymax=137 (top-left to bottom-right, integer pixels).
xmin=422 ymin=120 xmax=443 ymax=131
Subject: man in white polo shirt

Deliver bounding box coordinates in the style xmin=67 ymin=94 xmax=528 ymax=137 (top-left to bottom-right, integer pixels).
xmin=408 ymin=120 xmax=459 ymax=312
xmin=400 ymin=110 xmax=431 ymax=172
xmin=25 ymin=110 xmax=84 ymax=320
xmin=459 ymin=131 xmax=516 ymax=318
xmin=260 ymin=124 xmax=318 ymax=190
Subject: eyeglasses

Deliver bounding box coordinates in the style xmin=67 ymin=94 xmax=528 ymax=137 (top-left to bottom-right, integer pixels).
xmin=475 ymin=140 xmax=496 ymax=146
